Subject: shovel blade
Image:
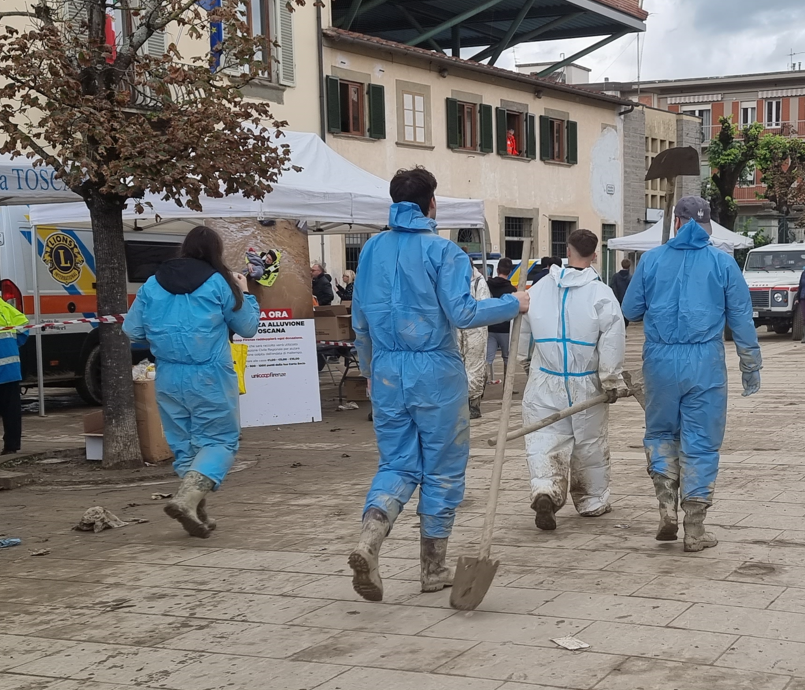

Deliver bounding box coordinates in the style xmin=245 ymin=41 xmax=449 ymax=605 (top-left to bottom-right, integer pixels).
xmin=449 ymin=555 xmax=500 ymax=610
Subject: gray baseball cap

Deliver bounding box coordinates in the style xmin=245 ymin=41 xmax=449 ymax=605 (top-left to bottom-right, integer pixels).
xmin=674 ymin=196 xmax=712 ymax=232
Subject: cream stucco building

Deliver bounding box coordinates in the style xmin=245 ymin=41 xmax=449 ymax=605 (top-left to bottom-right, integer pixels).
xmin=3 ymin=0 xmax=651 ymax=283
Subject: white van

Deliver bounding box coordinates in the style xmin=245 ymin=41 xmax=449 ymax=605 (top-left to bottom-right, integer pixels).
xmin=743 ymin=242 xmax=805 ymax=340
xmin=0 ymin=206 xmax=185 ymax=404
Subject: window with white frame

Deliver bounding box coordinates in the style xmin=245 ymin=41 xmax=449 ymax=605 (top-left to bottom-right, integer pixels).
xmin=402 ymin=91 xmax=426 ymax=144
xmin=765 ymin=99 xmax=782 ymax=128
xmin=682 ymin=107 xmax=712 ymax=143
xmin=740 ymin=102 xmax=757 ymax=128
xmin=219 ymin=0 xmax=294 ymax=84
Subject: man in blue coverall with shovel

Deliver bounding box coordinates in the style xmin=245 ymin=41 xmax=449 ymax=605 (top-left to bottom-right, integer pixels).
xmin=348 ymin=166 xmax=530 ymax=601
xmin=622 ymin=197 xmax=762 ymax=552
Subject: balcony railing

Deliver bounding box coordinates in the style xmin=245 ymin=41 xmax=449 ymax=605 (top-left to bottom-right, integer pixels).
xmin=733 ymin=185 xmax=767 ymax=203
xmin=706 ymin=121 xmax=805 ymax=144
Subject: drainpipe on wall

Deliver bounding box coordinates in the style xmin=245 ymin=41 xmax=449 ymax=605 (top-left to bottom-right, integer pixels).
xmin=317 ymin=5 xmax=327 ymax=141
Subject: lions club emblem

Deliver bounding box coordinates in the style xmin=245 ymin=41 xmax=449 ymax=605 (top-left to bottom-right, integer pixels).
xmin=42 ymin=232 xmax=85 ymax=285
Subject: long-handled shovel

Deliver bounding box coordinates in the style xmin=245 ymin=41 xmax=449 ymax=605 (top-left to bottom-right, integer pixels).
xmin=450 ymin=238 xmax=531 ymax=611
xmin=488 ymin=370 xmax=645 ymax=447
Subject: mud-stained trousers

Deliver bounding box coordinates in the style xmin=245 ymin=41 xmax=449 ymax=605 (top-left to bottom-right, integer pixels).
xmin=363 ymin=350 xmax=471 ymax=539
xmin=643 ymin=341 xmax=727 ymax=505
xmin=522 ymin=373 xmax=611 ymax=515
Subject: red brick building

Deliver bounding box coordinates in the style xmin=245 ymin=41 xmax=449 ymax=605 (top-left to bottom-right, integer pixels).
xmin=588 ymin=69 xmax=805 ymax=238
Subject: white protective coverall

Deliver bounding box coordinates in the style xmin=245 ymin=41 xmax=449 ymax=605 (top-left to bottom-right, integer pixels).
xmin=458 ymin=268 xmax=492 ymax=403
xmin=518 ymin=265 xmax=625 ymax=515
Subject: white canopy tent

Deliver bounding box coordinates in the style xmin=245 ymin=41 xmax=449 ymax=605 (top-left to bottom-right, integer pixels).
xmin=7 ymin=131 xmax=487 ymax=416
xmin=26 ymin=130 xmax=485 ymax=230
xmin=608 ymin=214 xmax=754 ymax=254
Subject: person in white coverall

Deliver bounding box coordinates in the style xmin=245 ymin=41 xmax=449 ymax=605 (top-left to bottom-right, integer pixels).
xmin=459 ymin=266 xmax=492 ymax=419
xmin=518 ymin=229 xmax=626 ymax=530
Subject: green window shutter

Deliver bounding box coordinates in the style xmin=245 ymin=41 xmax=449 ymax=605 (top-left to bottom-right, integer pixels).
xmin=539 ymin=115 xmax=551 ymax=160
xmin=526 ymin=114 xmax=537 ymax=159
xmin=479 ymin=104 xmax=493 ymax=153
xmin=446 ymin=98 xmax=459 ymax=149
xmin=326 ymin=76 xmax=341 ymax=134
xmin=495 ymin=107 xmax=508 ymax=154
xmin=367 ymin=84 xmax=386 ymax=139
xmin=566 ymin=120 xmax=578 ymax=164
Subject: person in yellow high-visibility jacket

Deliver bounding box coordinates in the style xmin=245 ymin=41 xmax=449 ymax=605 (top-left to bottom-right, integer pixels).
xmin=0 ymin=299 xmax=29 ymax=455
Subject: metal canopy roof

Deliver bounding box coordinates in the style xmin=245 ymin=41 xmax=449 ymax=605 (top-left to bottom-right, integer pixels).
xmin=332 ymin=0 xmax=646 ymax=67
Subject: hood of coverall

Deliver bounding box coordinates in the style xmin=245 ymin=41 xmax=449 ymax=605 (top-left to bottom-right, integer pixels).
xmin=549 ymin=263 xmax=601 ymax=290
xmin=667 ymin=218 xmax=711 ymax=250
xmin=388 ymin=202 xmax=438 ymax=233
xmin=155 ymin=258 xmax=216 ymax=295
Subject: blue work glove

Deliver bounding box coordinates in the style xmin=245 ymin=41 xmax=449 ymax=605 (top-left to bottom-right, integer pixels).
xmin=741 ymin=370 xmax=761 ymax=397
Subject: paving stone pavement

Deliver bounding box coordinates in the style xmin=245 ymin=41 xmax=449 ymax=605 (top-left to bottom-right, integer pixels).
xmin=1 ymin=327 xmax=805 ymax=689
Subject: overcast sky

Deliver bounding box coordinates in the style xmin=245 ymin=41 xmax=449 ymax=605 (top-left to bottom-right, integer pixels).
xmin=494 ymin=0 xmax=805 ymax=82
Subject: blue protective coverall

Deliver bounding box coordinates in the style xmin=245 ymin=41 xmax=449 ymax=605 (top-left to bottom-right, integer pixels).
xmin=622 ymin=219 xmax=762 ymax=504
xmin=352 ymin=202 xmax=521 ymax=538
xmin=123 ymin=258 xmax=259 ymax=487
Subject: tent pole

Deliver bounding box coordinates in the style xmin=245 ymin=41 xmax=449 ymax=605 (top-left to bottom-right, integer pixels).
xmin=480 ymin=221 xmax=489 ymax=278
xmin=30 ymin=225 xmax=45 ymax=417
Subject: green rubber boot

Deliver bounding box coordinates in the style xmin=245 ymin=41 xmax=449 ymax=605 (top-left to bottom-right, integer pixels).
xmin=682 ymin=501 xmax=718 ymax=552
xmin=420 ymin=535 xmax=453 ymax=593
xmin=651 ymin=473 xmax=679 ymax=541
xmin=164 ymin=470 xmax=214 ymax=539
xmin=348 ymin=508 xmax=389 ymax=602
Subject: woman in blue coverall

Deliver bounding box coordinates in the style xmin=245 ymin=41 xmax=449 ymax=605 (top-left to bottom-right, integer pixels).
xmin=123 ymin=226 xmax=259 ymax=538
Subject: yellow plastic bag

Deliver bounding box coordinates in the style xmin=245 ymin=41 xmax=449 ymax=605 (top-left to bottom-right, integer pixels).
xmin=231 ymin=342 xmax=248 ymax=395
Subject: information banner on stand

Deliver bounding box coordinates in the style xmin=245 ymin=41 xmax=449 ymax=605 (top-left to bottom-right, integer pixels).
xmin=234 ymin=309 xmax=322 ymax=427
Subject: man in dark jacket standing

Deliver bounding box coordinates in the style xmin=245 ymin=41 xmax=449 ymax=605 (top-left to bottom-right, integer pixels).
xmin=311 ymin=263 xmax=334 ymax=306
xmin=609 ymin=259 xmax=632 ymax=327
xmin=486 ymin=258 xmax=516 ymax=384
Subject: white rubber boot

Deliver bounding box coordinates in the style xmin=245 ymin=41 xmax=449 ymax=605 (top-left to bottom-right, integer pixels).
xmin=682 ymin=501 xmax=718 ymax=552
xmin=348 ymin=508 xmax=389 ymax=601
xmin=164 ymin=471 xmax=214 ymax=538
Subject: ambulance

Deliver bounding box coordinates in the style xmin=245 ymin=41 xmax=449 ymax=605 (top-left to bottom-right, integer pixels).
xmin=0 ymin=206 xmax=184 ymax=404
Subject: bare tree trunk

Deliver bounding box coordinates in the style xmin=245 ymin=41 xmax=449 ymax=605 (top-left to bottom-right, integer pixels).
xmin=86 ymin=192 xmax=142 ymax=469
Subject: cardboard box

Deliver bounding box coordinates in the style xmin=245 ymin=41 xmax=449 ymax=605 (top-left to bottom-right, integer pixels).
xmin=133 ymin=379 xmax=173 ymax=464
xmin=83 ymin=410 xmax=104 ymax=461
xmin=82 ymin=383 xmax=173 ymax=463
xmin=342 ymin=376 xmax=369 ymax=401
xmin=314 ymin=306 xmax=355 ymax=341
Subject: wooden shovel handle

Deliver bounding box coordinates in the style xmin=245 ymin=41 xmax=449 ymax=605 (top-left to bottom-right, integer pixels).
xmin=478 ymin=240 xmax=531 ymax=560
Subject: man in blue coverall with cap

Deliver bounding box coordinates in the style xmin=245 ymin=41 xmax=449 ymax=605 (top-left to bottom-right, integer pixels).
xmin=622 ymin=196 xmax=762 ymax=552
xmin=348 ymin=166 xmax=530 ymax=601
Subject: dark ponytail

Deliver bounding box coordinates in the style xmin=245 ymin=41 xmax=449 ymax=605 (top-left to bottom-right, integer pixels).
xmin=180 ymin=226 xmax=244 ymax=311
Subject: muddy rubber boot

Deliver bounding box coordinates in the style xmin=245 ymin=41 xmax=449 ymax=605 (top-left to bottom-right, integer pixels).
xmin=532 ymin=494 xmax=556 ymax=531
xmin=682 ymin=501 xmax=718 ymax=552
xmin=164 ymin=471 xmax=214 ymax=538
xmin=348 ymin=508 xmax=389 ymax=602
xmin=196 ymin=498 xmax=217 ymax=532
xmin=651 ymin=473 xmax=679 ymax=541
xmin=420 ymin=536 xmax=453 ymax=593
xmin=469 ymin=397 xmax=482 ymax=419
